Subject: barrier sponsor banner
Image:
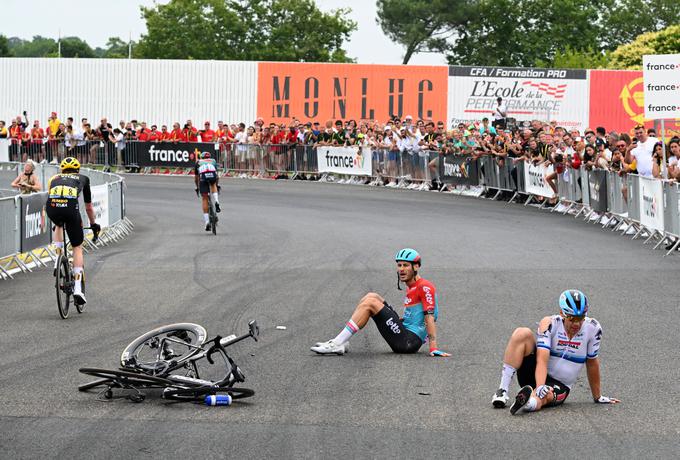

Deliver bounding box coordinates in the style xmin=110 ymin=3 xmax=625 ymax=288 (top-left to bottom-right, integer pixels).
xmin=639 ymin=176 xmax=665 ymax=232
xmin=439 ymin=155 xmax=479 ymax=185
xmin=136 ymin=142 xmax=219 ymax=168
xmin=91 ymin=184 xmax=110 ymax=228
xmin=20 ymin=192 xmax=50 ymax=252
xmin=0 ymin=139 xmax=9 ymax=162
xmin=448 ymin=66 xmax=589 ymax=131
xmin=642 ymin=54 xmax=680 ymax=119
xmin=588 ymin=169 xmax=608 ymax=212
xmin=317 ymin=146 xmax=372 ymax=176
xmin=523 ymin=162 xmax=554 ymax=198
xmin=257 ymin=62 xmax=448 ymax=124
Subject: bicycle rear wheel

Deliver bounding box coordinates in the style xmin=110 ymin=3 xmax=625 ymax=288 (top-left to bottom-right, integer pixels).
xmin=75 ymin=269 xmax=86 ymax=313
xmin=120 ymin=323 xmax=208 ymax=374
xmin=55 ymin=255 xmax=71 ymax=319
xmin=209 ymin=202 xmax=217 ymax=235
xmin=163 ymin=386 xmax=254 ymax=401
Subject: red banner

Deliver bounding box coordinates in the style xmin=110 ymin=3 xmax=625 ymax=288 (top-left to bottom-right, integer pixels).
xmin=588 ymin=69 xmax=651 ymax=135
xmin=257 ymin=63 xmax=448 ymax=124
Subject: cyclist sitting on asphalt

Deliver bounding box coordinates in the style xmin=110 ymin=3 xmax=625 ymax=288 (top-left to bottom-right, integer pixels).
xmin=46 ymin=157 xmax=100 ymax=305
xmin=491 ymin=289 xmax=620 ymax=414
xmin=311 ymin=248 xmax=450 ymax=357
xmin=194 ymin=151 xmax=221 ymax=231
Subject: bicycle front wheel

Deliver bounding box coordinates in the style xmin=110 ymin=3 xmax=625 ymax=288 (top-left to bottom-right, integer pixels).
xmin=209 ymin=204 xmax=217 ymax=235
xmin=120 ymin=323 xmax=208 ymax=374
xmin=55 ymin=255 xmax=71 ymax=319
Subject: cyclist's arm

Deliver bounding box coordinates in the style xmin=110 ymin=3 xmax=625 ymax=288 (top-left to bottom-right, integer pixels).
xmin=534 ymin=316 xmax=552 ymax=387
xmin=586 ymin=356 xmax=602 ymax=400
xmin=424 ymin=315 xmax=439 ymax=350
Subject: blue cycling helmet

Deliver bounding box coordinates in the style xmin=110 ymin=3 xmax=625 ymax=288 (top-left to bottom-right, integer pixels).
xmin=395 ymin=248 xmax=421 ymax=265
xmin=559 ymin=289 xmax=589 ymax=316
xmin=201 ymin=151 xmax=211 ymax=159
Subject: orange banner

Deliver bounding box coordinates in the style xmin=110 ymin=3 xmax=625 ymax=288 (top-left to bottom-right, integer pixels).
xmin=257 ymin=63 xmax=448 ymax=124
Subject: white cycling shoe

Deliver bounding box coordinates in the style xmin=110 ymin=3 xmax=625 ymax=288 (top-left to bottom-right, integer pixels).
xmin=492 ymin=388 xmax=510 ymax=408
xmin=73 ymin=291 xmax=87 ymax=306
xmin=310 ymin=340 xmax=347 ymax=355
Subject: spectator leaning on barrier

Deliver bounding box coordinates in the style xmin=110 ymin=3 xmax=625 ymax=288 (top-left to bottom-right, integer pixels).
xmin=667 ymin=139 xmax=680 ymax=180
xmin=11 ymin=160 xmax=42 ymax=194
xmin=0 ymin=120 xmax=7 ymax=138
xmin=109 ymin=128 xmax=126 ymax=171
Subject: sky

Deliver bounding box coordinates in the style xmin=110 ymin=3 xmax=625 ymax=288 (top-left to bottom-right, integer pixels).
xmin=1 ymin=0 xmax=447 ymax=65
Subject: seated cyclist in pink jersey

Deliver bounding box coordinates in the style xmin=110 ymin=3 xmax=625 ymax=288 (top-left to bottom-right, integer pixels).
xmin=311 ymin=248 xmax=450 ymax=357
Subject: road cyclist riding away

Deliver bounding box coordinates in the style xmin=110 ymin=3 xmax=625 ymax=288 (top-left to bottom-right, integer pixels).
xmin=311 ymin=248 xmax=450 ymax=357
xmin=491 ymin=289 xmax=620 ymax=414
xmin=194 ymin=151 xmax=221 ymax=231
xmin=46 ymin=157 xmax=100 ymax=305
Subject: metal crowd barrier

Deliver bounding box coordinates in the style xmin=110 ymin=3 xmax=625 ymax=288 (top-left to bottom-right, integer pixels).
xmin=0 ymin=162 xmax=132 ymax=279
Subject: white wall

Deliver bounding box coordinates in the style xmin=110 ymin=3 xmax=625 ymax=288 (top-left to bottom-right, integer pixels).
xmin=0 ymin=58 xmax=258 ymax=126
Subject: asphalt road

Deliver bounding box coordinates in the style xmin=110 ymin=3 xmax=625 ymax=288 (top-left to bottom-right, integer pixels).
xmin=1 ymin=175 xmax=679 ymax=459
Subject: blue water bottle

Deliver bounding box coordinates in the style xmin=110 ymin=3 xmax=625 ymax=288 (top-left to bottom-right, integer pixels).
xmin=205 ymin=394 xmax=232 ymax=406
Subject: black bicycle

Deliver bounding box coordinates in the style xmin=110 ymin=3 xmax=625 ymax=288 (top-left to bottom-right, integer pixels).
xmin=79 ymin=320 xmax=258 ymax=403
xmin=54 ymin=225 xmax=99 ymax=319
xmin=207 ymin=191 xmax=218 ymax=235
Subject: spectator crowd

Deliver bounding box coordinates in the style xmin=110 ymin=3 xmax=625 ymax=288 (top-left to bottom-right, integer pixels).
xmin=2 ymin=109 xmax=679 ymax=190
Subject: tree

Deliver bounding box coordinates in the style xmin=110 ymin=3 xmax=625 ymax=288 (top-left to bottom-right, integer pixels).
xmin=538 ymin=47 xmax=611 ymax=69
xmin=0 ymin=35 xmax=11 ymax=57
xmin=601 ymin=0 xmax=680 ymax=50
xmin=96 ymin=37 xmax=136 ymax=58
xmin=136 ymin=0 xmax=356 ymax=62
xmin=608 ymin=24 xmax=680 ymax=69
xmin=8 ymin=36 xmax=58 ymax=57
xmin=447 ymin=0 xmax=608 ymax=67
xmin=59 ymin=37 xmax=96 ymax=58
xmin=376 ymin=0 xmax=475 ymax=64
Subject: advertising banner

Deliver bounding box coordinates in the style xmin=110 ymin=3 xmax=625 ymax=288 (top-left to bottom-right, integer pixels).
xmin=257 ymin=62 xmax=448 ymax=124
xmin=136 ymin=142 xmax=219 ymax=168
xmin=20 ymin=192 xmax=50 ymax=252
xmin=639 ymin=176 xmax=665 ymax=232
xmin=587 ymin=69 xmax=655 ymax=135
xmin=439 ymin=155 xmax=479 ymax=185
xmin=90 ymin=184 xmax=110 ymax=228
xmin=448 ymin=66 xmax=589 ymax=131
xmin=523 ymin=162 xmax=555 ymax=198
xmin=642 ymin=54 xmax=680 ymax=120
xmin=316 ymin=146 xmax=372 ymax=176
xmin=588 ymin=169 xmax=608 ymax=213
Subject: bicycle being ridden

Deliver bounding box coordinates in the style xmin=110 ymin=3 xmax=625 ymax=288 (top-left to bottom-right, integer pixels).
xmin=46 ymin=157 xmax=100 ymax=307
xmin=194 ymin=151 xmax=221 ymax=232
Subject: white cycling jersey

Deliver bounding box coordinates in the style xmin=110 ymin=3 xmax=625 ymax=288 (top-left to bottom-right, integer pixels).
xmin=536 ymin=315 xmax=602 ymax=388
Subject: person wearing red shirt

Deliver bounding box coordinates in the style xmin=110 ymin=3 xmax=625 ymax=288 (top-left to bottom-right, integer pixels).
xmin=160 ymin=125 xmax=172 ymax=141
xmin=9 ymin=119 xmax=24 ymax=161
xmin=30 ymin=120 xmax=45 ymax=162
xmin=170 ymin=123 xmax=186 ymax=143
xmin=200 ymin=121 xmax=216 ymax=142
xmin=147 ymin=125 xmax=161 ymax=142
xmin=284 ymin=125 xmax=299 ymax=173
xmin=183 ymin=120 xmax=199 ymax=142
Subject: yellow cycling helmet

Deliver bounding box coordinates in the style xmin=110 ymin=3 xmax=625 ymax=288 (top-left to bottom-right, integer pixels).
xmin=60 ymin=157 xmax=80 ymax=171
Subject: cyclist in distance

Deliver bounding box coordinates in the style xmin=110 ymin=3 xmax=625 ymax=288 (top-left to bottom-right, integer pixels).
xmin=491 ymin=289 xmax=620 ymax=414
xmin=46 ymin=157 xmax=100 ymax=305
xmin=311 ymin=248 xmax=450 ymax=357
xmin=194 ymin=151 xmax=221 ymax=231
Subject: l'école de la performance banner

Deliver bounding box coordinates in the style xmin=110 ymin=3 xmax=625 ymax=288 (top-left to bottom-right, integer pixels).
xmin=638 ymin=176 xmax=665 ymax=232
xmin=20 ymin=192 xmax=50 ymax=252
xmin=439 ymin=155 xmax=479 ymax=185
xmin=316 ymin=146 xmax=372 ymax=176
xmin=137 ymin=142 xmax=220 ymax=168
xmin=90 ymin=184 xmax=110 ymax=228
xmin=523 ymin=162 xmax=554 ymax=198
xmin=448 ymin=66 xmax=589 ymax=131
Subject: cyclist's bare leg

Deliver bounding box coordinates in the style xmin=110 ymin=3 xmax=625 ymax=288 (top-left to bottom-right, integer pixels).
xmin=209 ymin=182 xmax=219 ymax=206
xmin=502 ymin=327 xmax=536 ymax=369
xmin=349 ymin=292 xmax=386 ymax=328
xmin=52 ymin=225 xmax=65 ymax=269
xmin=201 ymin=195 xmax=209 ymax=225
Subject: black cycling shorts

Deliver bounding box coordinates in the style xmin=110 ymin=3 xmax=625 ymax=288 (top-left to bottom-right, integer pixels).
xmin=46 ymin=206 xmax=84 ymax=247
xmin=517 ymin=348 xmax=570 ymax=406
xmin=372 ymin=301 xmax=423 ymax=354
xmin=199 ymin=177 xmax=217 ymax=195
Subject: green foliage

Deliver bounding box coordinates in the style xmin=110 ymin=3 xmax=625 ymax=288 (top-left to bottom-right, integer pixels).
xmin=608 ymin=24 xmax=680 ymax=69
xmin=376 ymin=0 xmax=474 ymax=64
xmin=8 ymin=36 xmax=58 ymax=57
xmin=0 ymin=35 xmax=11 ymax=57
xmin=601 ymin=0 xmax=680 ymax=49
xmin=136 ymin=0 xmax=356 ymax=62
xmin=59 ymin=37 xmax=95 ymax=58
xmin=536 ymin=47 xmax=611 ymax=69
